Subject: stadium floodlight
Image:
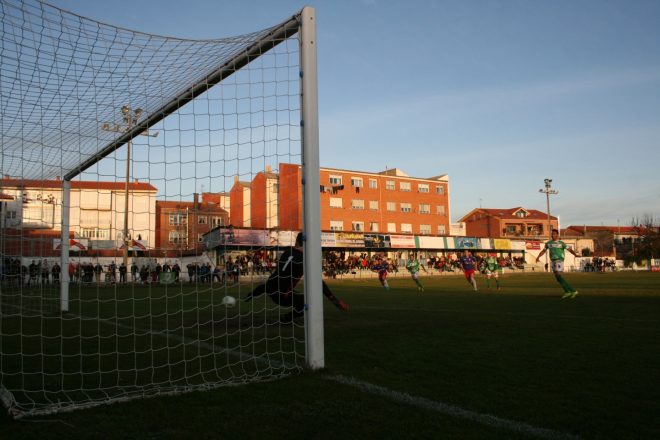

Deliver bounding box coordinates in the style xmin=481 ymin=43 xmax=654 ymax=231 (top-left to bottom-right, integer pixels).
xmin=539 ymin=179 xmax=559 ymax=271
xmin=102 ymin=106 xmax=157 ymax=269
xmin=0 ymin=0 xmax=320 ymax=419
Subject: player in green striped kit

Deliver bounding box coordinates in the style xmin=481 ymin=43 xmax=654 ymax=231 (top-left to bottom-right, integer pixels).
xmin=483 ymin=254 xmax=501 ymax=290
xmin=406 ymin=256 xmax=427 ymax=291
xmin=536 ymin=229 xmax=580 ymax=298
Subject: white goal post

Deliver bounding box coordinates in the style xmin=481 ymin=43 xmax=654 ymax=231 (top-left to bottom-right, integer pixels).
xmin=0 ymin=0 xmax=322 ymax=418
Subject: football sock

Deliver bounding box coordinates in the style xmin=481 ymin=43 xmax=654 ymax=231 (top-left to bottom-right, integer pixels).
xmin=555 ymin=274 xmax=574 ymax=293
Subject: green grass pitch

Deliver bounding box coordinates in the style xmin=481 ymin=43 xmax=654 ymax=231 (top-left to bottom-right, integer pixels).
xmin=2 ymin=271 xmax=659 ymax=439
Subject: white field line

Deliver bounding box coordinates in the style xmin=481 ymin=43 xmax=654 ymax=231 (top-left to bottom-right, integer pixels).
xmin=326 ymin=374 xmax=581 ymax=440
xmin=357 ymin=306 xmax=660 ymax=324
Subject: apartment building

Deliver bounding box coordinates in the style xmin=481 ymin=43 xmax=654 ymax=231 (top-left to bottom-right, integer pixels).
xmin=459 ymin=207 xmax=558 ymax=239
xmin=256 ymin=164 xmax=451 ymax=235
xmin=229 ymin=179 xmax=252 ymax=228
xmin=155 ymin=194 xmax=229 ymax=255
xmin=0 ymin=178 xmax=157 ymax=256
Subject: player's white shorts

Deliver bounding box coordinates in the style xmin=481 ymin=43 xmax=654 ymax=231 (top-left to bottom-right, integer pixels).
xmin=551 ymin=260 xmax=564 ymax=273
xmin=411 ymin=272 xmax=419 ymax=280
xmin=485 ymin=269 xmax=498 ymax=278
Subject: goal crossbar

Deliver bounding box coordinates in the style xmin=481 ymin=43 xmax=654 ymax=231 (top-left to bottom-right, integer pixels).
xmin=64 ymin=13 xmax=302 ymax=182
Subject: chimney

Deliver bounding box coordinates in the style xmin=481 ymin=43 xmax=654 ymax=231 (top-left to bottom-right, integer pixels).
xmin=234 ymin=176 xmax=239 ymax=183
xmin=265 ymin=165 xmax=272 ymax=173
xmin=193 ymin=193 xmax=199 ymax=210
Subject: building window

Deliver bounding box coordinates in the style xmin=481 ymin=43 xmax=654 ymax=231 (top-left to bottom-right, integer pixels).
xmin=369 ymin=222 xmax=379 ymax=232
xmin=80 ymin=209 xmax=110 ymax=226
xmin=5 ymin=210 xmax=17 ymax=219
xmin=436 ymin=186 xmax=445 ymax=195
xmin=420 ymin=224 xmax=431 ymax=235
xmin=369 ymin=179 xmax=378 ymax=189
xmin=329 ymin=175 xmax=343 ymax=185
xmin=351 ymin=199 xmax=364 ymax=210
xmin=330 ymin=220 xmax=343 ymax=231
xmin=330 ymin=197 xmax=343 ymax=208
xmin=169 ymin=213 xmax=187 ymax=226
xmin=369 ymin=200 xmax=379 ymax=210
xmin=436 ymin=205 xmax=446 ymax=215
xmin=516 ymin=210 xmax=527 ymax=218
xmin=386 ymin=202 xmax=396 ymax=212
xmin=419 ymin=204 xmax=430 ymax=214
xmin=400 ymin=203 xmax=412 ymax=213
xmin=211 ymin=217 xmax=224 ymax=227
xmin=351 ymin=221 xmax=364 ymax=232
xmin=351 ymin=177 xmax=363 ymax=188
xmin=198 ymin=216 xmax=208 ymax=224
xmin=81 ymin=228 xmax=110 ymax=240
xmin=418 ymin=184 xmax=429 ymax=193
xmin=386 ymin=180 xmax=395 ymax=190
xmin=271 ymin=183 xmax=279 ymax=193
xmin=169 ymin=230 xmax=187 ymax=244
xmin=400 ymin=181 xmax=411 ymax=192
xmin=437 ymin=225 xmax=446 ymax=235
xmin=387 ymin=222 xmax=396 ymax=233
xmin=400 ymin=223 xmax=412 ymax=233
xmin=198 ymin=234 xmax=204 ymax=243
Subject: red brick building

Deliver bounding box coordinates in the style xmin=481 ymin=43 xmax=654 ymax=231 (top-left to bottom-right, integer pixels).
xmin=229 ymin=179 xmax=251 ymax=228
xmin=459 ymin=207 xmax=558 ymax=239
xmin=155 ymin=194 xmax=229 ymax=256
xmin=250 ymin=168 xmax=279 ymax=229
xmin=263 ymin=164 xmax=451 ymax=235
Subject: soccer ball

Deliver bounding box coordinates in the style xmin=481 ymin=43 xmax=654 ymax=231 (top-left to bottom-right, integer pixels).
xmin=222 ymin=295 xmax=236 ymax=308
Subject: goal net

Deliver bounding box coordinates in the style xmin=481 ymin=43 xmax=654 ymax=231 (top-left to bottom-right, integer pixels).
xmin=0 ymin=0 xmax=322 ymax=418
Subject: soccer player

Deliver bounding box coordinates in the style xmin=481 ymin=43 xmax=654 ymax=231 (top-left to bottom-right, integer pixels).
xmin=406 ymin=255 xmax=427 ymax=291
xmin=536 ymin=229 xmax=580 ymax=298
xmin=483 ymin=253 xmax=501 ymax=290
xmin=458 ymin=250 xmax=478 ymax=291
xmin=244 ymin=232 xmax=349 ymax=322
xmin=372 ymin=256 xmax=390 ymax=291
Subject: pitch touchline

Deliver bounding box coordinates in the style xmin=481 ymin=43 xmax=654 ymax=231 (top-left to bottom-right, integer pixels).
xmin=325 ymin=375 xmax=581 ymax=440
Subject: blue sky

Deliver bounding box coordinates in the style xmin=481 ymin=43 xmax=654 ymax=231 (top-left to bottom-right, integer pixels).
xmin=50 ymin=0 xmax=660 ymax=227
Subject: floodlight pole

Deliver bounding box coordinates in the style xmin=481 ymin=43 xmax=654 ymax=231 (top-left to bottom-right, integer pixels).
xmin=539 ymin=179 xmax=558 ymax=272
xmin=102 ymin=107 xmax=157 ymax=270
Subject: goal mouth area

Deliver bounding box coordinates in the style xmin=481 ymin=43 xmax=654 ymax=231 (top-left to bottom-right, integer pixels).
xmin=0 ymin=283 xmax=304 ymax=419
xmin=1 ymin=0 xmax=321 ymax=419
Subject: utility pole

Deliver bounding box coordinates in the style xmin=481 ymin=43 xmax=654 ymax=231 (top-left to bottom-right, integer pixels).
xmin=539 ymin=178 xmax=558 ymax=272
xmin=102 ymin=106 xmax=158 ymax=269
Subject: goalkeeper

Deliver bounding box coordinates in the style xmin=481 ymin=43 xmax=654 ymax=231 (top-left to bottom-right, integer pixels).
xmin=244 ymin=232 xmax=349 ymax=321
xmin=406 ymin=255 xmax=427 ymax=291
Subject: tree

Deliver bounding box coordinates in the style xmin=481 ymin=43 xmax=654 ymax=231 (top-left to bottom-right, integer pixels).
xmin=630 ymin=214 xmax=660 ymax=265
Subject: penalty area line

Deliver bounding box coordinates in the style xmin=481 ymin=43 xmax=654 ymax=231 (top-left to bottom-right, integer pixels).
xmin=325 ymin=374 xmax=580 ymax=440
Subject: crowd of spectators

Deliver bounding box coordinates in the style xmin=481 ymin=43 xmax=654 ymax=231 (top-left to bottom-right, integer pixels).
xmin=322 ymin=252 xmax=526 ymax=278
xmin=1 ymin=258 xmax=61 ymax=287
xmin=323 ymin=251 xmax=401 ymax=278
xmin=583 ymin=257 xmax=616 ymax=272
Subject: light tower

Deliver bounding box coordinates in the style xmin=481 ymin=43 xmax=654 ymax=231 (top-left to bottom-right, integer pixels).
xmin=102 ymin=106 xmax=158 ymax=269
xmin=539 ymin=178 xmax=558 ymax=271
